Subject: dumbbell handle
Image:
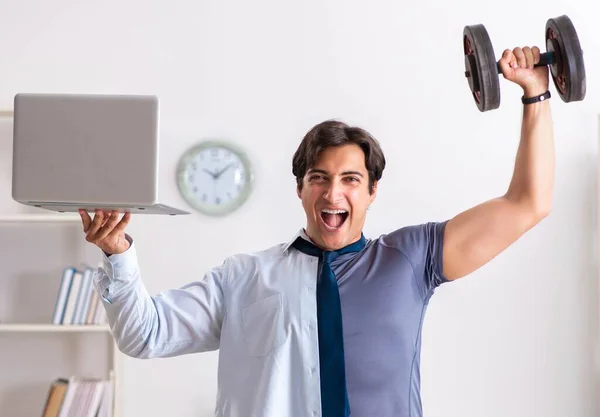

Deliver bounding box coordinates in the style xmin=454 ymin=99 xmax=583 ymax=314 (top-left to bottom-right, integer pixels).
xmin=496 ymin=51 xmax=555 ymax=73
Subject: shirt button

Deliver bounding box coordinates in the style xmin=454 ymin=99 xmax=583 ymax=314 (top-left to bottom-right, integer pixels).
xmin=312 ymin=411 xmax=318 ymax=417
xmin=310 ymin=367 xmax=317 ymax=374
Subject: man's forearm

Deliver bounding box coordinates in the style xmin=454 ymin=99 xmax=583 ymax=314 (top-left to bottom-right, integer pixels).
xmin=505 ymin=96 xmax=554 ymax=217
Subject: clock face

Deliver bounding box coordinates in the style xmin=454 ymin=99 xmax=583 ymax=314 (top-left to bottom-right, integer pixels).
xmin=176 ymin=141 xmax=254 ymax=216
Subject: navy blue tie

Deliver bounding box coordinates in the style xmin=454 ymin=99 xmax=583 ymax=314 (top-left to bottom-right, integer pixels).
xmin=292 ymin=234 xmax=367 ymax=417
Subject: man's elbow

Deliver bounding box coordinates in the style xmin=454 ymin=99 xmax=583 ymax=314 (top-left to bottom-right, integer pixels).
xmin=525 ymin=200 xmax=552 ymax=228
xmin=114 ymin=335 xmax=151 ymax=359
xmin=534 ymin=204 xmax=551 ymax=221
xmin=505 ymin=192 xmax=552 ymax=227
xmin=531 ymin=193 xmax=552 ymax=221
xmin=110 ymin=324 xmax=157 ymax=359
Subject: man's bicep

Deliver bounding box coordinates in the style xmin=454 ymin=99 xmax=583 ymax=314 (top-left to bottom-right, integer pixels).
xmin=102 ymin=254 xmax=229 ymax=359
xmin=442 ymin=196 xmax=541 ymax=280
xmin=142 ymin=263 xmax=228 ymax=357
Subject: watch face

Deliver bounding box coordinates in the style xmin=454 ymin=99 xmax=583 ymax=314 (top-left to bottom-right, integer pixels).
xmin=176 ymin=141 xmax=254 ymax=216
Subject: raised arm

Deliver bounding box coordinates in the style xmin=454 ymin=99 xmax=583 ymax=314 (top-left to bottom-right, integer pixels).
xmin=80 ymin=210 xmax=225 ymax=358
xmin=442 ymin=46 xmax=554 ymax=280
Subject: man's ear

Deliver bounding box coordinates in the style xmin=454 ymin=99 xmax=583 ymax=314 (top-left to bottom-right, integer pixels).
xmin=296 ymin=183 xmax=302 ymax=199
xmin=369 ymin=180 xmax=378 ymax=204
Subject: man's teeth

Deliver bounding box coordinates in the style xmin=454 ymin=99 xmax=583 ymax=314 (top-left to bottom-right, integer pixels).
xmin=321 ymin=209 xmax=347 ymax=214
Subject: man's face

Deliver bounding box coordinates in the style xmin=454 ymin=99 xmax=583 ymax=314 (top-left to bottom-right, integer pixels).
xmin=297 ymin=144 xmax=377 ymax=251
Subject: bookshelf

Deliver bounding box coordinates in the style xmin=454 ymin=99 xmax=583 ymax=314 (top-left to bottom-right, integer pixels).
xmin=0 ymin=109 xmax=120 ymax=416
xmin=0 ymin=212 xmax=121 ymax=417
xmin=0 ymin=214 xmax=82 ymax=223
xmin=0 ymin=324 xmax=111 ymax=332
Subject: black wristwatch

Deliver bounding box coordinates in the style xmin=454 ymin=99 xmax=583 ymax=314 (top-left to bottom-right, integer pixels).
xmin=522 ymin=90 xmax=551 ymax=105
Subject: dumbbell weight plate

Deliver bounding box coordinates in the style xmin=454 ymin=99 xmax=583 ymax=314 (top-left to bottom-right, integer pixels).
xmin=463 ymin=24 xmax=500 ymax=112
xmin=545 ymin=15 xmax=586 ymax=103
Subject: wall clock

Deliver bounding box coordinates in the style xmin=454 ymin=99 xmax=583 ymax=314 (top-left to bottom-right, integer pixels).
xmin=176 ymin=140 xmax=254 ymax=216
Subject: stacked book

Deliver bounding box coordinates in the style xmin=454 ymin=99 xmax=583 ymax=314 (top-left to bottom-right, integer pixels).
xmin=52 ymin=266 xmax=107 ymax=325
xmin=42 ymin=376 xmax=113 ymax=417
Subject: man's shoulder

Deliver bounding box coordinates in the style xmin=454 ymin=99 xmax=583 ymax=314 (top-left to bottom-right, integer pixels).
xmin=373 ymin=220 xmax=449 ymax=253
xmin=224 ymin=241 xmax=289 ymax=269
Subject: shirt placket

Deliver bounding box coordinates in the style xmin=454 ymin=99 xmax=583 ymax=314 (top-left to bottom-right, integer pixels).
xmin=301 ymin=254 xmax=321 ymax=417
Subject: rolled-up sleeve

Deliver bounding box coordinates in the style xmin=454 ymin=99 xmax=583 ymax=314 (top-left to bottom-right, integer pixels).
xmin=93 ymin=234 xmax=227 ymax=359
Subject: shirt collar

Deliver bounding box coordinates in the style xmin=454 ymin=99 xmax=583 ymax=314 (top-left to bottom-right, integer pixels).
xmin=282 ymin=228 xmax=312 ymax=254
xmin=281 ymin=228 xmax=371 ymax=254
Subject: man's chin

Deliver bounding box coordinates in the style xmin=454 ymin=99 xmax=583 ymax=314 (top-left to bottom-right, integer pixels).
xmin=306 ymin=221 xmax=356 ymax=250
xmin=317 ymin=231 xmax=351 ymax=251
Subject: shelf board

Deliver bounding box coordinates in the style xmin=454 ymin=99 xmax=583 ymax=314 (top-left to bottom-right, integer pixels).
xmin=0 ymin=214 xmax=81 ymax=223
xmin=0 ymin=324 xmax=111 ymax=332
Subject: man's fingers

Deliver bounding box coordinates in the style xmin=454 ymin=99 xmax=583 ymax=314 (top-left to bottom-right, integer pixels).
xmin=532 ymin=46 xmax=541 ymax=65
xmin=82 ymin=209 xmax=131 ymax=250
xmin=498 ymin=49 xmax=515 ymax=78
xmin=95 ymin=210 xmax=122 ymax=241
xmin=100 ymin=210 xmax=112 ymax=228
xmin=111 ymin=212 xmax=131 ymax=234
xmin=513 ymin=47 xmax=526 ymax=69
xmin=522 ymin=46 xmax=534 ymax=69
xmin=105 ymin=212 xmax=131 ymax=242
xmin=85 ymin=210 xmax=106 ymax=240
xmin=79 ymin=209 xmax=92 ymax=233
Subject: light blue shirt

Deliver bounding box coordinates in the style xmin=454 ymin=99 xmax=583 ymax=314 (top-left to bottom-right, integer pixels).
xmin=94 ymin=222 xmax=449 ymax=417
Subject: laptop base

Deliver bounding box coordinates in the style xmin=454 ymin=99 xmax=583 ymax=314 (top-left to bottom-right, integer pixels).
xmin=19 ymin=202 xmax=190 ymax=216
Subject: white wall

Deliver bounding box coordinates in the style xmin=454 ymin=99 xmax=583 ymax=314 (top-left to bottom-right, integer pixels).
xmin=1 ymin=0 xmax=599 ymax=416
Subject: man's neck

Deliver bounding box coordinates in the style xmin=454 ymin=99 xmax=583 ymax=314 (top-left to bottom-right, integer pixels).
xmin=302 ymin=228 xmax=364 ymax=251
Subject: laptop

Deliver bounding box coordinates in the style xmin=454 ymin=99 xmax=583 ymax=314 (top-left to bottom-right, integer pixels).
xmin=11 ymin=93 xmax=189 ymax=215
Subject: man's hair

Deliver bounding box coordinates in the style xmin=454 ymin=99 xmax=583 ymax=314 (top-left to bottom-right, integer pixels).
xmin=292 ymin=119 xmax=386 ymax=194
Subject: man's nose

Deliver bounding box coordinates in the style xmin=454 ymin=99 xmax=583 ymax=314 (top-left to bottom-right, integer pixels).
xmin=323 ymin=181 xmax=343 ymax=202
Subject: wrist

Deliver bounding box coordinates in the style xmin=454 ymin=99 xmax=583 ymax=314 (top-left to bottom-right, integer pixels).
xmin=523 ymin=84 xmax=549 ymax=98
xmin=102 ymin=236 xmax=132 ymax=257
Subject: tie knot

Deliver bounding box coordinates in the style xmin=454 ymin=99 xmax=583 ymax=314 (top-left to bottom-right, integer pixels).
xmin=291 ymin=234 xmax=368 ymax=262
xmin=322 ymin=251 xmax=337 ymax=264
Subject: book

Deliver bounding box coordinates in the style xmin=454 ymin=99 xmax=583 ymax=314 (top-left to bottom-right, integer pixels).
xmin=42 ymin=376 xmax=113 ymax=417
xmin=51 ymin=266 xmax=107 ymax=325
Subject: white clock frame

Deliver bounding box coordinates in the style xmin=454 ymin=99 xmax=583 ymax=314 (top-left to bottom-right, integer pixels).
xmin=176 ymin=140 xmax=254 ymax=216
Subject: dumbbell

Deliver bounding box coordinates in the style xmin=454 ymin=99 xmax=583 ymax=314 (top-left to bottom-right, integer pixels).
xmin=463 ymin=15 xmax=586 ymax=112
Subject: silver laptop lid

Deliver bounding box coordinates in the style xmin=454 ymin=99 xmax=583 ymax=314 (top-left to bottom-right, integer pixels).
xmin=11 ymin=93 xmax=189 ymax=215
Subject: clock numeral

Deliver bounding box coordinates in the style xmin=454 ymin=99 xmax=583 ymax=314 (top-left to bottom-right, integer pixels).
xmin=193 ymin=186 xmax=198 ymax=193
xmin=188 ymin=174 xmax=194 ymax=183
xmin=215 ymin=197 xmax=222 ymax=205
xmin=237 ymin=184 xmax=243 ymax=191
xmin=211 ymin=149 xmax=219 ymax=158
xmin=202 ymin=194 xmax=208 ymax=202
xmin=226 ymin=192 xmax=233 ymax=200
xmin=191 ymin=162 xmax=197 ymax=170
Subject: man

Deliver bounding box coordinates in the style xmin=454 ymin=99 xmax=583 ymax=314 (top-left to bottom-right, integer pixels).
xmin=80 ymin=45 xmax=553 ymax=417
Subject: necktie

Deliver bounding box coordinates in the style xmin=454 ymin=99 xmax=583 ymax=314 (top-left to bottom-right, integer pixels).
xmin=292 ymin=234 xmax=367 ymax=417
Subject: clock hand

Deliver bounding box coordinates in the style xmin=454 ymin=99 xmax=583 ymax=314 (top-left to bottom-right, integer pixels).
xmin=215 ymin=163 xmax=235 ymax=179
xmin=202 ymin=168 xmax=218 ymax=179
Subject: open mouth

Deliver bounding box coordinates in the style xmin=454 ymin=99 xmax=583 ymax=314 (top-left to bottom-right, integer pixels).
xmin=320 ymin=209 xmax=349 ymax=230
